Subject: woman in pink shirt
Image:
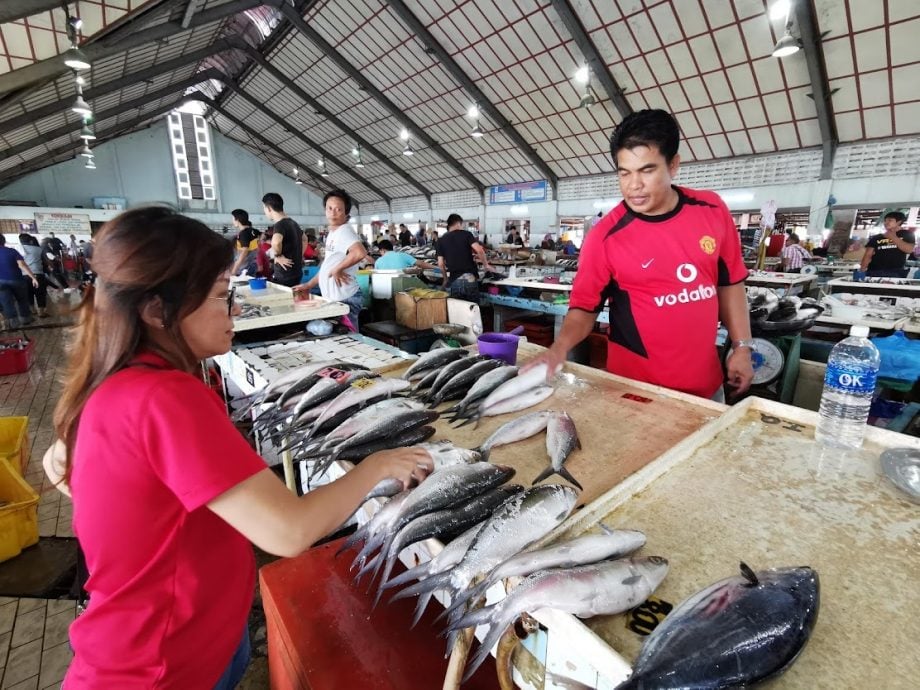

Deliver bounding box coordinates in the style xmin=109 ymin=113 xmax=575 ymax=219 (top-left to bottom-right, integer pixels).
xmin=54 ymin=208 xmax=432 ymax=689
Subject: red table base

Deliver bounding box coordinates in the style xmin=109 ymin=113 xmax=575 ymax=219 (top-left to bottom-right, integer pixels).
xmin=260 ymin=537 xmax=500 ymax=689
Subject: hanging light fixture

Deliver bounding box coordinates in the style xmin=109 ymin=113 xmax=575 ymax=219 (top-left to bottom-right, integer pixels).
xmin=318 ymin=157 xmax=329 ymax=177
xmin=63 ymin=15 xmax=90 ymax=70
xmin=85 ymin=158 xmax=96 ymax=170
xmin=402 ymin=142 xmax=414 ymax=156
xmin=771 ymin=0 xmax=801 ymax=58
xmin=72 ymin=93 xmax=92 ymax=116
xmin=352 ymin=145 xmax=365 ymax=168
xmin=79 ymin=118 xmax=96 ymax=141
xmin=470 ymin=123 xmax=484 ymax=138
xmin=292 ymin=167 xmax=303 ymax=184
xmin=79 ymin=144 xmax=93 ymax=158
xmin=468 ymin=102 xmax=484 ymax=138
xmin=579 ymin=86 xmax=597 ymax=109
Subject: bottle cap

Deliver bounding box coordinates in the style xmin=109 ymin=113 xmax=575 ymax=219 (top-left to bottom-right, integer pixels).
xmin=850 ymin=325 xmax=870 ymax=337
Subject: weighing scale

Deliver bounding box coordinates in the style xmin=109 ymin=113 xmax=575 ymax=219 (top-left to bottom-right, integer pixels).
xmin=725 ymin=336 xmax=799 ymax=403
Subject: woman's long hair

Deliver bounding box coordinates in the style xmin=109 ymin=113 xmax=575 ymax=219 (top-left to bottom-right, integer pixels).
xmin=54 ymin=207 xmax=234 ymax=485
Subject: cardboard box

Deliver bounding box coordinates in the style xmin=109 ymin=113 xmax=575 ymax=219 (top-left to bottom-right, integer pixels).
xmin=395 ymin=291 xmax=447 ymax=330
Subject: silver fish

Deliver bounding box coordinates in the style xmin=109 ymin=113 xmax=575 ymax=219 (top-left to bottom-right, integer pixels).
xmin=477 ymin=362 xmax=557 ymax=412
xmin=448 ymin=365 xmax=519 ymax=417
xmin=535 ymin=411 xmax=583 ymax=490
xmin=454 ymin=556 xmax=670 ymax=682
xmin=373 ymin=484 xmax=523 ymax=606
xmin=337 ymin=490 xmax=411 ymax=559
xmin=391 ymin=485 xmax=578 ymax=605
xmin=356 ymin=463 xmax=516 ymax=586
xmin=423 ymin=355 xmax=486 ymax=402
xmin=442 ymin=527 xmax=647 ymax=621
xmin=231 ymin=359 xmax=337 ymax=420
xmin=411 ymin=367 xmax=441 ymax=393
xmin=477 ymin=410 xmax=553 ymax=462
xmin=403 ymin=347 xmax=469 ymax=380
xmin=618 ymin=563 xmax=820 ymax=689
xmin=307 ymin=377 xmax=412 ymax=436
xmin=479 ymin=385 xmax=554 ymax=419
xmin=316 ymin=398 xmax=427 ymax=451
xmin=361 ymin=477 xmax=405 ymax=503
xmin=415 ymin=440 xmax=481 ymax=469
xmin=429 ymin=359 xmax=505 ymax=406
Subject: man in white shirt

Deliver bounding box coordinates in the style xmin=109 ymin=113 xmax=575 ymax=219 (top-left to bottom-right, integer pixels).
xmin=300 ymin=189 xmax=368 ymax=331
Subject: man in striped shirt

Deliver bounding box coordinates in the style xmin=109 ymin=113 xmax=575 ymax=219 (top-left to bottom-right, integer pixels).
xmin=781 ymin=233 xmax=811 ymax=273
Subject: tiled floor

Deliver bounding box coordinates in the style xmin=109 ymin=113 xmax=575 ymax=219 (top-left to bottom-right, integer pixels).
xmin=0 ymin=325 xmax=269 ymax=689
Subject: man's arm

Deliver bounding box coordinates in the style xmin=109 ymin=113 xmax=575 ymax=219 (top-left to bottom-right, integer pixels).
xmin=437 ymin=256 xmax=447 ymax=287
xmin=718 ymin=283 xmax=754 ymax=395
xmin=329 ymin=241 xmax=368 ymax=285
xmin=271 ymin=231 xmax=293 ymax=269
xmin=17 ymin=259 xmax=39 ymax=287
xmin=471 ymin=242 xmax=492 ymax=271
xmin=859 ymin=246 xmax=875 ymax=272
xmin=230 ymin=247 xmax=249 ymax=275
xmin=887 ymin=231 xmax=915 ymax=254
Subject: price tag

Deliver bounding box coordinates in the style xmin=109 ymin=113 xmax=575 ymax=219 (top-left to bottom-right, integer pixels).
xmin=622 ymin=393 xmax=652 ymax=404
xmin=626 ymin=596 xmax=673 ymax=636
xmin=245 ymin=368 xmax=254 ymax=387
xmin=317 ymin=367 xmax=349 ymax=381
xmin=350 ymin=378 xmax=377 ymax=389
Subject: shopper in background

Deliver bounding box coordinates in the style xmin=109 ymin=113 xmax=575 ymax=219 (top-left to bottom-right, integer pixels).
xmin=230 ymin=209 xmax=260 ymax=277
xmin=780 ymin=233 xmax=811 ymax=273
xmin=398 ymin=223 xmax=413 ymax=247
xmin=436 ymin=213 xmax=492 ymax=302
xmin=262 ymin=193 xmax=304 ymax=287
xmin=375 ymin=240 xmax=434 ymax=271
xmin=53 ymin=207 xmax=431 ymax=689
xmin=303 ymin=232 xmax=318 ymax=261
xmin=18 ymin=233 xmax=50 ymax=317
xmin=505 ymin=226 xmax=524 ymax=246
xmin=859 ymin=211 xmax=915 ymax=278
xmin=0 ymin=234 xmax=39 ymax=328
xmin=299 ymin=189 xmax=368 ymax=331
xmin=41 ymin=232 xmax=68 ymax=288
xmin=526 ymin=109 xmax=753 ymax=402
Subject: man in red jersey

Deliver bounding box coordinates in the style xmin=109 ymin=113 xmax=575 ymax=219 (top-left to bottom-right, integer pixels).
xmin=531 ymin=110 xmax=753 ymax=401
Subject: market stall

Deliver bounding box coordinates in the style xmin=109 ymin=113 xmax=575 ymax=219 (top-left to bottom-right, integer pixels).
xmin=745 ymin=270 xmax=818 ymax=296
xmin=230 ymin=280 xmax=349 ymax=334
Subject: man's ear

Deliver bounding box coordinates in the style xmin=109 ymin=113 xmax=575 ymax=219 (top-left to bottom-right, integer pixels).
xmin=139 ymin=295 xmax=167 ymax=329
xmin=668 ymin=153 xmax=681 ymax=179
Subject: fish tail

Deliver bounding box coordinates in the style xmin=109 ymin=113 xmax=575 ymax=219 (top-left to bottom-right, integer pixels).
xmin=462 ymin=619 xmax=507 ymax=684
xmin=383 ymin=563 xmax=427 ymax=589
xmin=447 ymin=603 xmax=496 ymax=633
xmin=475 ymin=446 xmax=489 ymax=463
xmin=388 ymin=571 xmax=450 ymax=602
xmin=531 ymin=465 xmax=554 ymax=485
xmin=410 ymin=591 xmax=433 ymax=628
xmin=353 ymin=552 xmax=381 ymax=585
xmin=335 ymin=526 xmax=366 ymax=557
xmin=557 ymin=466 xmax=584 ymax=491
xmin=372 ymin=550 xmax=401 ymax=608
xmin=453 ymin=415 xmax=477 ymax=429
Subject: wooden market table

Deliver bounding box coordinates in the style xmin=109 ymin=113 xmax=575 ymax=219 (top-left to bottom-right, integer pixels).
xmin=745 ymin=271 xmax=818 ymax=295
xmin=826 ymin=277 xmax=920 ymax=299
xmin=259 ymin=538 xmax=500 ymax=690
xmin=231 ymin=282 xmax=349 ymax=333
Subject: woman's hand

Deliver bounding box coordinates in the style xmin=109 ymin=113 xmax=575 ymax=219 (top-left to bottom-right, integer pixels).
xmin=362 ymin=447 xmax=434 ymax=490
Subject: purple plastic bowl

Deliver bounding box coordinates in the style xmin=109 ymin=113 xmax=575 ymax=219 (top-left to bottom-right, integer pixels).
xmin=477 ymin=332 xmax=520 ymax=365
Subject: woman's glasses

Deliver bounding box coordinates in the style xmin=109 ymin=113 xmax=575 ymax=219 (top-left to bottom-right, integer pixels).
xmin=209 ymin=286 xmax=236 ymax=316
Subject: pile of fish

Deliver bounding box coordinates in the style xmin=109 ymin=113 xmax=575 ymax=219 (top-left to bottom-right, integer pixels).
xmin=556 ymin=258 xmax=579 ymax=270
xmin=616 ymin=563 xmax=820 ymax=689
xmin=404 ymin=348 xmax=559 ymax=425
xmin=747 ymin=287 xmax=824 ymax=335
xmin=237 ymin=302 xmax=272 ymax=320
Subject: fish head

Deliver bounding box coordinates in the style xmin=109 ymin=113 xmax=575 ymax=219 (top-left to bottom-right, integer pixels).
xmin=631 ymin=556 xmax=670 ymax=591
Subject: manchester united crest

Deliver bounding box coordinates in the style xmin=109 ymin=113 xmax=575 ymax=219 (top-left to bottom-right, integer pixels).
xmin=700 ymin=235 xmax=716 ymax=255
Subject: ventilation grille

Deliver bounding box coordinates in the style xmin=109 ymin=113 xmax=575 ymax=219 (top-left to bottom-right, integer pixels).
xmin=390 ymin=196 xmax=428 ymax=214
xmin=358 ymin=200 xmax=389 ymax=214
xmin=168 ymin=112 xmax=216 ymax=201
xmin=833 ymin=137 xmax=920 ymax=179
xmin=432 ymin=189 xmax=482 ymax=209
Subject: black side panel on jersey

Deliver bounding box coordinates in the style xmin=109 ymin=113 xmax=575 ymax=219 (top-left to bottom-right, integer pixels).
xmin=605 ymin=211 xmax=636 ymax=239
xmin=600 ymin=278 xmax=648 ymax=359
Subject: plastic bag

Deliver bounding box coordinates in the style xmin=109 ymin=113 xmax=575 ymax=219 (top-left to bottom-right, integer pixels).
xmin=306 ymin=319 xmax=333 ymax=336
xmin=871 ymin=331 xmax=920 ymax=382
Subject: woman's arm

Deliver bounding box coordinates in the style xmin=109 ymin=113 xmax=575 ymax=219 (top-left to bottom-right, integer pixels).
xmin=208 ymin=447 xmax=431 ymax=557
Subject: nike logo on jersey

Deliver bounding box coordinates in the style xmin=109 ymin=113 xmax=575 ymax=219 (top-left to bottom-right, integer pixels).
xmin=641 ymin=259 xmax=654 ymax=269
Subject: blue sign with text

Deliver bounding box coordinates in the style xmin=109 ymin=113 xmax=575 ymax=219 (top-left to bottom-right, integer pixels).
xmin=488 ymin=180 xmax=548 ymax=205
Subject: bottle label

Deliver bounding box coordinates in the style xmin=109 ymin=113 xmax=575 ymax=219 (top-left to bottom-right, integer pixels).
xmin=824 ymin=363 xmax=877 ymax=394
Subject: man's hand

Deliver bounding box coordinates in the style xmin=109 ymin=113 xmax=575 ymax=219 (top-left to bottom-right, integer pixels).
xmin=726 ymin=348 xmax=754 ymax=396
xmin=330 ymin=268 xmax=352 ymax=286
xmin=275 ymin=255 xmax=293 ymax=270
xmin=31 ymin=277 xmax=39 ymax=289
xmin=520 ymin=342 xmax=567 ymax=382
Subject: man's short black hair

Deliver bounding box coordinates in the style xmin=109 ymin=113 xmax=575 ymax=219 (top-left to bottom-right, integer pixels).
xmin=378 ymin=239 xmax=394 ymax=251
xmin=788 ymin=233 xmax=800 ymax=243
xmin=447 ymin=213 xmax=463 ymax=228
xmin=261 ymin=193 xmax=284 ymax=212
xmin=323 ymin=189 xmax=352 ymax=215
xmin=399 ymin=224 xmax=407 ymax=230
xmin=232 ymin=209 xmax=250 ymax=225
xmin=610 ymin=109 xmax=680 ymax=163
xmin=885 ymin=211 xmax=907 ymax=223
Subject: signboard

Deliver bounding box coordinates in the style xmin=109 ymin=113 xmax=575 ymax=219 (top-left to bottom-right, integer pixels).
xmin=488 ymin=180 xmax=548 ymax=205
xmin=34 ymin=212 xmax=91 ymax=234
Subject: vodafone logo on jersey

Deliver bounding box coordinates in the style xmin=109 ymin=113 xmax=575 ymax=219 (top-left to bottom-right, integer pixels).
xmin=653 ymin=263 xmax=716 ymax=308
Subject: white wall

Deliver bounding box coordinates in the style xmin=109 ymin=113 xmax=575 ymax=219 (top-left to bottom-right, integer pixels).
xmin=0 ymin=120 xmax=326 ymax=227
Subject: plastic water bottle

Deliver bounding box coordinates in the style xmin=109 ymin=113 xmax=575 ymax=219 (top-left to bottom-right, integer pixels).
xmin=815 ymin=325 xmax=880 ymax=449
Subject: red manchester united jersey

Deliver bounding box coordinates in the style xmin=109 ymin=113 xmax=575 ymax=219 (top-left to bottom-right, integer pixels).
xmin=570 ymin=186 xmax=748 ymax=398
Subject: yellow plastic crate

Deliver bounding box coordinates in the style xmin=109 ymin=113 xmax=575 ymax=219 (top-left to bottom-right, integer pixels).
xmin=0 ymin=416 xmax=29 ymax=476
xmin=0 ymin=456 xmax=39 ymax=562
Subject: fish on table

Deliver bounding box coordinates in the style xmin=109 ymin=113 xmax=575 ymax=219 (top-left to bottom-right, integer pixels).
xmin=535 ymin=410 xmax=583 ymax=490
xmin=476 ymin=410 xmax=553 ymax=462
xmin=403 ymin=347 xmax=469 ymax=380
xmin=452 ymin=556 xmax=670 ymax=682
xmin=617 ymin=562 xmax=820 ymax=689
xmin=446 ymin=365 xmax=519 ymax=420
